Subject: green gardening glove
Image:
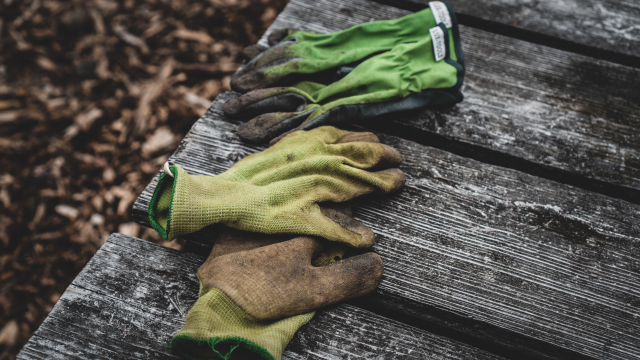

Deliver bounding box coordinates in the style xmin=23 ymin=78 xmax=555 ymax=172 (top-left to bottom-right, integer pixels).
xmin=169 ymin=227 xmax=381 ymax=360
xmin=148 ymin=127 xmax=405 ymax=247
xmin=225 ymin=4 xmax=464 ymax=144
xmin=231 ymin=1 xmax=459 ymax=93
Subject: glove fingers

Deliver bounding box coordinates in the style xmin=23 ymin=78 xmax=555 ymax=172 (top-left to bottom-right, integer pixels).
xmin=241 ymin=44 xmax=268 ymax=60
xmin=209 ymin=205 xmax=353 ymax=258
xmin=311 ymin=251 xmax=384 ymax=305
xmin=208 ymin=228 xmax=291 ymax=260
xmin=273 ymin=165 xmax=405 ymax=201
xmin=321 ymin=166 xmax=406 ymax=196
xmin=335 ymin=131 xmax=380 ymax=144
xmin=267 ymin=28 xmax=300 ymax=46
xmin=319 ymin=201 xmax=352 ymax=216
xmin=267 ymin=118 xmax=368 ymax=147
xmin=327 ymin=142 xmax=403 ymax=170
xmin=202 ymin=204 xmax=353 ymax=276
xmin=367 ymin=168 xmax=406 ymax=193
xmin=236 ymin=109 xmax=315 ymax=144
xmin=223 ymin=88 xmax=308 ymax=118
xmin=206 ymin=237 xmax=382 ymax=320
xmin=319 ymin=205 xmax=375 ymax=248
xmin=268 ymin=120 xmax=321 ymax=146
xmin=231 ymin=36 xmax=300 ymax=90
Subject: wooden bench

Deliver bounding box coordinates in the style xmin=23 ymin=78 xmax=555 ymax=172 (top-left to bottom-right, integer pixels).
xmin=18 ymin=0 xmax=640 ymax=358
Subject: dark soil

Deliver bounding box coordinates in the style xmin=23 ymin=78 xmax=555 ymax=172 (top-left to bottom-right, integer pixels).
xmin=0 ymin=0 xmax=287 ymax=357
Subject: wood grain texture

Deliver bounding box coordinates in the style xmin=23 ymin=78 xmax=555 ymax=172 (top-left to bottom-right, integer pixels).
xmin=258 ymin=0 xmax=640 ymax=203
xmin=17 ymin=233 xmax=504 ymax=360
xmin=387 ymin=0 xmax=640 ymax=62
xmin=133 ymin=93 xmax=640 ymax=359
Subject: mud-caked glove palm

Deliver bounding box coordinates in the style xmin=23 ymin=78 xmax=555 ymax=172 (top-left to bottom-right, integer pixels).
xmin=170 ymin=231 xmax=381 ymax=360
xmin=169 ymin=205 xmax=360 ymax=360
xmin=148 ymin=127 xmax=405 ymax=247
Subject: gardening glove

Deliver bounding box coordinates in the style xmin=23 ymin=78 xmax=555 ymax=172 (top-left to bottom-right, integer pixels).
xmin=231 ymin=1 xmax=459 ymax=93
xmin=225 ymin=6 xmax=464 ymax=144
xmin=170 ymin=229 xmax=382 ymax=360
xmin=170 ymin=204 xmax=353 ymax=360
xmin=148 ymin=126 xmax=405 ymax=247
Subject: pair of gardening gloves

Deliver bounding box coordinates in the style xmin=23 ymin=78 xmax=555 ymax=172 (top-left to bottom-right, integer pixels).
xmin=223 ymin=1 xmax=464 ymax=144
xmin=149 ymin=126 xmax=405 ymax=360
xmin=149 ymin=2 xmax=463 ymax=358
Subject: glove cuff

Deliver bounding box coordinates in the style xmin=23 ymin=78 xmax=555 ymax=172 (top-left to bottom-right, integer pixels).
xmin=148 ymin=165 xmax=180 ymax=240
xmin=169 ymin=287 xmax=314 ymax=360
xmin=148 ymin=165 xmax=268 ymax=240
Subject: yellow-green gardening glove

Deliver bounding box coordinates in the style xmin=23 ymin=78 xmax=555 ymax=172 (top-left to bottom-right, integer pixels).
xmin=148 ymin=126 xmax=405 ymax=248
xmin=169 ymin=225 xmax=382 ymax=360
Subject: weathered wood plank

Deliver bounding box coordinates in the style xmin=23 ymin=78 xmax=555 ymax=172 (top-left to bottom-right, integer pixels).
xmin=258 ymin=0 xmax=640 ymax=203
xmin=17 ymin=233 xmax=504 ymax=360
xmin=133 ymin=93 xmax=640 ymax=359
xmin=382 ymin=0 xmax=640 ymax=65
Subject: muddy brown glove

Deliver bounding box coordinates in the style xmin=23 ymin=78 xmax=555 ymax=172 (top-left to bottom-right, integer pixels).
xmin=148 ymin=126 xmax=405 ymax=248
xmin=170 ymin=207 xmax=382 ymax=360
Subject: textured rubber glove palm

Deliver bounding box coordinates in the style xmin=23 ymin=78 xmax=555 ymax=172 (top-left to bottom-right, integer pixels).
xmin=170 ymin=226 xmax=380 ymax=360
xmin=148 ymin=127 xmax=405 ymax=247
xmin=225 ymin=2 xmax=464 ymax=144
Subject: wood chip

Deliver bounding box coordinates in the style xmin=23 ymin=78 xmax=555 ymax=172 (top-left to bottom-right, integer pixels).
xmin=117 ymin=193 xmax=136 ymax=216
xmin=0 ymin=320 xmax=19 ymax=347
xmin=102 ymin=167 xmax=116 ymax=183
xmin=0 ymin=110 xmax=19 ymax=123
xmin=54 ymin=205 xmax=79 ymax=220
xmin=170 ymin=28 xmax=215 ymax=44
xmin=141 ymin=21 xmax=167 ymax=39
xmin=181 ymin=90 xmax=212 ymax=109
xmin=8 ymin=25 xmax=31 ymax=51
xmin=12 ymin=0 xmax=41 ymax=28
xmin=88 ymin=9 xmax=106 ymax=36
xmin=36 ymin=57 xmax=58 ymax=71
xmin=64 ymin=106 xmax=103 ymax=140
xmin=112 ymin=23 xmax=150 ymax=54
xmin=28 ymin=203 xmax=46 ymax=230
xmin=0 ymin=100 xmax=21 ymax=110
xmin=133 ymin=58 xmax=174 ymax=135
xmin=117 ymin=222 xmax=140 ymax=237
xmin=31 ymin=231 xmax=64 ymax=241
xmin=141 ymin=127 xmax=178 ymax=156
xmin=73 ymin=153 xmax=108 ymax=168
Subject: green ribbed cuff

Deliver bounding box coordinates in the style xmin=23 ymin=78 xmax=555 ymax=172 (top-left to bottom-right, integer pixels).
xmin=148 ymin=166 xmax=179 ymax=240
xmin=169 ymin=287 xmax=313 ymax=360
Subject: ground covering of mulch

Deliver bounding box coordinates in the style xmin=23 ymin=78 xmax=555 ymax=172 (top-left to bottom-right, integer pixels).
xmin=0 ymin=0 xmax=287 ymax=357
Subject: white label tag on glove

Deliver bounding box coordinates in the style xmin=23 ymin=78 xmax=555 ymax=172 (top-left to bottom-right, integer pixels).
xmin=430 ymin=26 xmax=446 ymax=62
xmin=429 ymin=1 xmax=452 ymax=29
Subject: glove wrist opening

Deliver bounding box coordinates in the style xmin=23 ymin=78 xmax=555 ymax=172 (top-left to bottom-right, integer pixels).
xmin=148 ymin=166 xmax=179 ymax=240
xmin=170 ymin=287 xmax=312 ymax=360
xmin=169 ymin=334 xmax=274 ymax=360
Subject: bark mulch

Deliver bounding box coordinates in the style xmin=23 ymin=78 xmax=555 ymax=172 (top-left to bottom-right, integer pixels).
xmin=0 ymin=0 xmax=287 ymax=357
